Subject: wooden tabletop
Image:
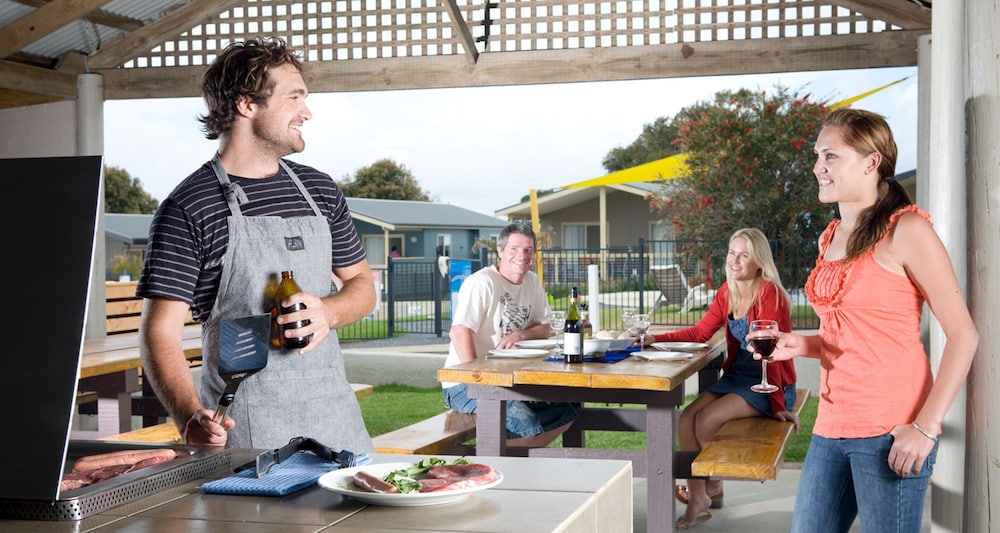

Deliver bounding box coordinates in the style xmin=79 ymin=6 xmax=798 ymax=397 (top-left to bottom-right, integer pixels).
xmin=79 ymin=325 xmax=203 ymax=379
xmin=437 ymin=333 xmax=725 ymax=393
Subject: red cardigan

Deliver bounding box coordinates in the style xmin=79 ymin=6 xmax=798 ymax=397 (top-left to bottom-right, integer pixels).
xmin=653 ymin=280 xmax=796 ymax=414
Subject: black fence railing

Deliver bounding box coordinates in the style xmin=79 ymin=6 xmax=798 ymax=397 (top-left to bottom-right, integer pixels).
xmin=336 ymin=238 xmax=818 ymax=342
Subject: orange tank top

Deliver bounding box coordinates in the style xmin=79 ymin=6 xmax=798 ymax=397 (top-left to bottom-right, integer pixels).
xmin=804 ymin=205 xmax=933 ymax=438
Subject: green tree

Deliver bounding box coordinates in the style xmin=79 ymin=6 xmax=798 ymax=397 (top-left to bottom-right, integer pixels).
xmin=648 ymin=87 xmax=836 ymax=286
xmin=602 ymin=116 xmax=684 ymax=172
xmin=338 ymin=159 xmax=431 ymax=201
xmin=105 ymin=165 xmax=159 ymax=213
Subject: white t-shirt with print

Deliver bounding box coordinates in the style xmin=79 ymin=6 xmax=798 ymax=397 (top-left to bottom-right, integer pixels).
xmin=441 ymin=265 xmax=550 ymax=388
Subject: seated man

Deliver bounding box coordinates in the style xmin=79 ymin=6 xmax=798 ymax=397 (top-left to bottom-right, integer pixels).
xmin=441 ymin=223 xmax=577 ymax=447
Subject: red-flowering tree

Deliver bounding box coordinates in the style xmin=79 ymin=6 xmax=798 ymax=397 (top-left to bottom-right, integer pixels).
xmin=648 ymin=87 xmax=836 ymax=286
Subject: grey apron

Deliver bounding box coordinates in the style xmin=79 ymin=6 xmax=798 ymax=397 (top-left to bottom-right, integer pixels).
xmin=198 ymin=154 xmax=374 ymax=453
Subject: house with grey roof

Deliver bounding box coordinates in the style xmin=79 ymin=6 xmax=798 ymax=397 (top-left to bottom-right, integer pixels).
xmin=103 ymin=199 xmax=507 ymax=276
xmin=347 ymin=198 xmax=508 ymax=266
xmin=104 ymin=213 xmax=152 ymax=280
xmin=495 ymin=182 xmax=666 ymax=251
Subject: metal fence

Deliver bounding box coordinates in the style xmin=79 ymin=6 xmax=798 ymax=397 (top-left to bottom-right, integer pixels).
xmin=336 ymin=238 xmax=819 ymax=341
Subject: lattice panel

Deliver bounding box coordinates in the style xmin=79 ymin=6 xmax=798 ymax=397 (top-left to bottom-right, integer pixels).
xmin=672 ymin=0 xmax=896 ymax=43
xmin=124 ymin=0 xmax=899 ymax=68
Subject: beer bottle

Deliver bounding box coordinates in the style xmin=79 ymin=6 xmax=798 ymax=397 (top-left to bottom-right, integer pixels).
xmin=276 ymin=270 xmax=312 ymax=349
xmin=562 ymin=286 xmax=584 ymax=363
xmin=581 ymin=303 xmax=593 ymax=339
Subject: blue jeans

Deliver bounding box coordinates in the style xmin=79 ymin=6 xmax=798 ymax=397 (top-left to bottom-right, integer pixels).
xmin=791 ymin=433 xmax=938 ymax=533
xmin=442 ymin=384 xmax=578 ymax=439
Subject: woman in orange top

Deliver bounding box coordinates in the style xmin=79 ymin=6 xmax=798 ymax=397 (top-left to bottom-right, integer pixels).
xmin=645 ymin=228 xmax=796 ymax=530
xmin=761 ymin=108 xmax=978 ymax=532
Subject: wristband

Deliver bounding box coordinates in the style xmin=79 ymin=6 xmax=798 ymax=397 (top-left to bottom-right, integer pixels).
xmin=912 ymin=422 xmax=938 ymax=442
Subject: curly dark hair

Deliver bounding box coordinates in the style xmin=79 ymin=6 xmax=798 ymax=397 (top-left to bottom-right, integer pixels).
xmin=198 ymin=37 xmax=303 ymax=140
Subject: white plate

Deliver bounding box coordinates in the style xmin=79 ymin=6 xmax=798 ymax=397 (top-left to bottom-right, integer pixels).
xmin=651 ymin=341 xmax=711 ymax=352
xmin=317 ymin=462 xmax=503 ymax=506
xmin=514 ymin=339 xmax=557 ymax=349
xmin=635 ymin=350 xmax=693 ymax=361
xmin=487 ymin=348 xmax=550 ymax=358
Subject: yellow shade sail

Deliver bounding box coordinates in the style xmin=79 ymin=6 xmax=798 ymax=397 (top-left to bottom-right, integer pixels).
xmin=557 ymin=76 xmax=910 ymax=189
xmin=563 ymin=153 xmax=689 ymax=188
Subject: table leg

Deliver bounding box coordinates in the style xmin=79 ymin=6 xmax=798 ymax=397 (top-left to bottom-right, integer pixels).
xmin=79 ymin=369 xmax=140 ymax=436
xmin=647 ymin=402 xmax=676 ymax=533
xmin=470 ymin=384 xmax=507 ymax=456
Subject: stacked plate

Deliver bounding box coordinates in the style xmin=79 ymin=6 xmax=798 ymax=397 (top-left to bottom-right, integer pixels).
xmin=650 ymin=341 xmax=711 ymax=352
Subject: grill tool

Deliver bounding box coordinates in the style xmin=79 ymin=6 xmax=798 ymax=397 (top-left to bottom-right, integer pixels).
xmin=234 ymin=436 xmax=358 ymax=478
xmin=211 ymin=315 xmax=270 ymax=425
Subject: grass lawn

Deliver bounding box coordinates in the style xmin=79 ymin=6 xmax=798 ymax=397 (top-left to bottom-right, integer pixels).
xmin=359 ymin=384 xmax=818 ymax=463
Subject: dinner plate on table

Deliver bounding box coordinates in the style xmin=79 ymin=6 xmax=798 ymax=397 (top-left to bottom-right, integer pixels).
xmin=651 ymin=341 xmax=711 ymax=352
xmin=635 ymin=350 xmax=693 ymax=361
xmin=514 ymin=339 xmax=558 ymax=349
xmin=317 ymin=462 xmax=503 ymax=506
xmin=488 ymin=348 xmax=550 ymax=358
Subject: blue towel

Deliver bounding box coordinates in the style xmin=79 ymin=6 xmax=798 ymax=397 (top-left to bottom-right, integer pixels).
xmin=543 ymin=346 xmax=639 ymax=364
xmin=201 ymin=452 xmax=370 ymax=496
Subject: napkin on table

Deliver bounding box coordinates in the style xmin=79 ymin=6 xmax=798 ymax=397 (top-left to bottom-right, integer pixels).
xmin=543 ymin=346 xmax=639 ymax=363
xmin=201 ymin=451 xmax=370 ymax=496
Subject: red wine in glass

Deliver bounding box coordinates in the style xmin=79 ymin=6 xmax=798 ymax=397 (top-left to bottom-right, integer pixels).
xmin=749 ymin=320 xmax=780 ymax=393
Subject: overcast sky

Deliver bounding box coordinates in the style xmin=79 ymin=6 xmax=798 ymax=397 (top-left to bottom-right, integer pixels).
xmin=103 ymin=65 xmax=917 ymax=218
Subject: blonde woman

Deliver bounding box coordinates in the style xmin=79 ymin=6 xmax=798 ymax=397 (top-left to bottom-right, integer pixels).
xmin=647 ymin=227 xmax=796 ymax=529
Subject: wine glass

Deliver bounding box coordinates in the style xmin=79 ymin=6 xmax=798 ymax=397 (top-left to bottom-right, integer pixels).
xmin=549 ymin=310 xmax=566 ymax=351
xmin=748 ymin=320 xmax=780 ymax=393
xmin=622 ymin=308 xmax=637 ymax=335
xmin=633 ymin=313 xmax=650 ymax=349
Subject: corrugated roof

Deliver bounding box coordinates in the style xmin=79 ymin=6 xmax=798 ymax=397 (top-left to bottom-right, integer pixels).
xmin=0 ymin=0 xmax=185 ymax=61
xmin=347 ymin=198 xmax=507 ymax=230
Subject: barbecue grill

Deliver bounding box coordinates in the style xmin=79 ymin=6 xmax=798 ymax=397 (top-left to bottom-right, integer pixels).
xmin=0 ymin=159 xmax=232 ymax=521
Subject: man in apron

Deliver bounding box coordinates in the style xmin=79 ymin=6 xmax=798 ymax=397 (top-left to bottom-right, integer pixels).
xmin=137 ymin=37 xmax=375 ymax=453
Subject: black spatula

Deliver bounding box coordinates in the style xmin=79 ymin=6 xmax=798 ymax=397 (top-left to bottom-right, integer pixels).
xmin=212 ymin=314 xmax=270 ymax=424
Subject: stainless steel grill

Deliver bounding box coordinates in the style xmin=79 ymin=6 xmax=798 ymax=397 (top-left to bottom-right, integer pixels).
xmin=0 ymin=441 xmax=231 ymax=521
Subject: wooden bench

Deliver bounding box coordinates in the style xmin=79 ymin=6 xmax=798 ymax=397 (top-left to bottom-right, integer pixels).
xmin=372 ymin=411 xmax=477 ymax=455
xmin=100 ymin=383 xmax=376 ymax=444
xmin=352 ymin=383 xmax=374 ymax=398
xmin=691 ymin=388 xmax=811 ymax=481
xmin=105 ymin=280 xmax=196 ymax=335
xmin=76 ymin=390 xmax=98 ymax=406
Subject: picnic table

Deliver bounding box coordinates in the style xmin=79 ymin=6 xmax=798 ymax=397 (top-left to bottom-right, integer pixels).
xmin=437 ymin=333 xmax=725 ymax=533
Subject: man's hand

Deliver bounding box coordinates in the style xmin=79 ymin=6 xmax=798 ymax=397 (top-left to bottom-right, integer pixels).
xmin=182 ymin=408 xmax=234 ymax=446
xmin=275 ymin=290 xmax=329 ymax=355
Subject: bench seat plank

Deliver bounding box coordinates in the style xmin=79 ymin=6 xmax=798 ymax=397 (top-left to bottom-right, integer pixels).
xmin=691 ymin=388 xmax=810 ymax=481
xmin=372 ymin=411 xmax=476 ymax=455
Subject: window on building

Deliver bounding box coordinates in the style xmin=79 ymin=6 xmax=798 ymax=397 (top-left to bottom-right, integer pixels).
xmin=436 ymin=233 xmax=452 ymax=257
xmin=563 ymin=224 xmax=599 ymax=250
xmin=364 ymin=235 xmax=386 ymax=265
xmin=650 ymin=221 xmax=676 ymax=266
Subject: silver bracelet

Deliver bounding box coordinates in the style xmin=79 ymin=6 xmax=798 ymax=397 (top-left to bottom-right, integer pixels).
xmin=912 ymin=422 xmax=938 ymax=442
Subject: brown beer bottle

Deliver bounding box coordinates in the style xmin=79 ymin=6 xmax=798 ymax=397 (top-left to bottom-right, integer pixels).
xmin=276 ymin=270 xmax=312 ymax=349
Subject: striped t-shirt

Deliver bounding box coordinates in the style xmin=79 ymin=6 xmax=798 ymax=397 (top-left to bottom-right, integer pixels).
xmin=136 ymin=159 xmax=364 ymax=322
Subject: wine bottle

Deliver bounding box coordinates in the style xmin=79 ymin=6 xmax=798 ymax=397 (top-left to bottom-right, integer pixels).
xmin=563 ymin=286 xmax=584 ymax=363
xmin=276 ymin=270 xmax=312 ymax=349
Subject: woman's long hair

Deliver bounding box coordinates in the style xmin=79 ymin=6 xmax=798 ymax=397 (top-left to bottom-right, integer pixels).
xmin=726 ymin=228 xmax=791 ymax=315
xmin=823 ymin=108 xmax=913 ymax=260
